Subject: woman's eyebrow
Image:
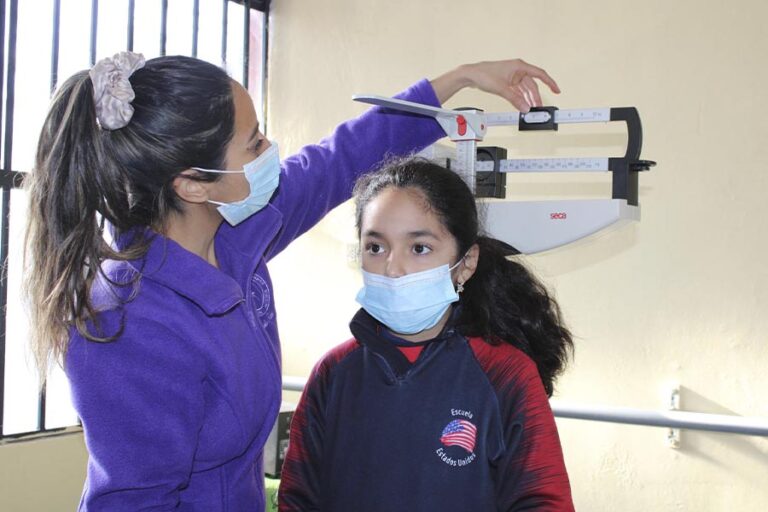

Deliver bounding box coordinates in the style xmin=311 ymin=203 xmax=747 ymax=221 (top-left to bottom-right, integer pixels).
xmin=248 ymin=122 xmax=261 ymax=142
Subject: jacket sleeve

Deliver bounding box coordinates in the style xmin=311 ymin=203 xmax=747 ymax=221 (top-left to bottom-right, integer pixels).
xmin=491 ymin=353 xmax=575 ymax=512
xmin=277 ymin=358 xmax=329 ymax=511
xmin=264 ymin=79 xmax=444 ymax=260
xmin=65 ymin=315 xmax=207 ymax=511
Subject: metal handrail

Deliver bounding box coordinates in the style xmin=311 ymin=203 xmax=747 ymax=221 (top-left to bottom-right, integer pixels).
xmin=281 ymin=376 xmax=768 ymax=437
xmin=550 ymin=402 xmax=768 ymax=436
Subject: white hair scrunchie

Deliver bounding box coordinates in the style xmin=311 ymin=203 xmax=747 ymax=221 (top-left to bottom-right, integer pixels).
xmin=89 ymin=51 xmax=146 ymax=130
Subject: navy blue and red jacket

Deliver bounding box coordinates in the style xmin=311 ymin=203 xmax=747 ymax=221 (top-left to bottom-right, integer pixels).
xmin=279 ymin=309 xmax=574 ymax=511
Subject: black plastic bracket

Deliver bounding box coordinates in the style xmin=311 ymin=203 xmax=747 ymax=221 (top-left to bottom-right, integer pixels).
xmin=519 ymin=106 xmax=559 ymax=131
xmin=608 ymin=107 xmax=656 ymax=206
xmin=475 ymin=146 xmax=507 ymax=198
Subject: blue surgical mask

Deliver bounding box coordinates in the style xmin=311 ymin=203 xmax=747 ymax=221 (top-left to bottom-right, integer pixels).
xmin=193 ymin=142 xmax=281 ymax=226
xmin=355 ymin=259 xmax=463 ymax=335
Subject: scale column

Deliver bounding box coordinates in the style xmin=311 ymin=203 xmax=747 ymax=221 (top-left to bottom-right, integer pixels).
xmin=453 ymin=139 xmax=478 ymax=194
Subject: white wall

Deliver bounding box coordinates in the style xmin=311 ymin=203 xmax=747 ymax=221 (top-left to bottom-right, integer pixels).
xmin=267 ymin=1 xmax=768 ymax=510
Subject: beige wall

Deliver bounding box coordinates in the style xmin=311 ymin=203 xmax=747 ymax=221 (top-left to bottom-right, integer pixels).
xmin=0 ymin=433 xmax=87 ymax=511
xmin=267 ymin=0 xmax=768 ymax=510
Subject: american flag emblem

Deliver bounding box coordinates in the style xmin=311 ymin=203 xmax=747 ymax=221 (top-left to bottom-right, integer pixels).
xmin=440 ymin=419 xmax=477 ymax=453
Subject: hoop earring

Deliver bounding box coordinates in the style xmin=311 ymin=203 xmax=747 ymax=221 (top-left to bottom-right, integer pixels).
xmin=457 ymin=281 xmax=465 ymax=294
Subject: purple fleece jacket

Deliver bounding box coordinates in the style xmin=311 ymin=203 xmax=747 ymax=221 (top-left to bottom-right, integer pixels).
xmin=65 ymin=80 xmax=444 ymax=511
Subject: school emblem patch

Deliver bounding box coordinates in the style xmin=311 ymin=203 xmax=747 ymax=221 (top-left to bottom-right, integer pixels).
xmin=250 ymin=273 xmax=274 ymax=326
xmin=435 ymin=410 xmax=477 ymax=467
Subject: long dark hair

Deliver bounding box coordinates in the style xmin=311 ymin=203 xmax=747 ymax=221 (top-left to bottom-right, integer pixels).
xmin=24 ymin=56 xmax=235 ymax=374
xmin=353 ymin=157 xmax=573 ymax=396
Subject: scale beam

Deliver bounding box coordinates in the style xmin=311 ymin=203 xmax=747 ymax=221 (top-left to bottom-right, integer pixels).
xmin=353 ymin=94 xmax=656 ymax=254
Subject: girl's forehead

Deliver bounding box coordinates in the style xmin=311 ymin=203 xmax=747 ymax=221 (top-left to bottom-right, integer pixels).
xmin=363 ymin=187 xmax=431 ymax=219
xmin=362 ymin=187 xmax=449 ymax=235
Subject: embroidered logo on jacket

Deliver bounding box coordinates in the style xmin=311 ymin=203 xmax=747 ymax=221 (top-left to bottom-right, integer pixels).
xmin=250 ymin=273 xmax=274 ymax=326
xmin=435 ymin=409 xmax=477 ymax=467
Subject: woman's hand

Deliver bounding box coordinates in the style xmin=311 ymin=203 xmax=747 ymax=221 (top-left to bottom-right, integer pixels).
xmin=430 ymin=59 xmax=561 ymax=113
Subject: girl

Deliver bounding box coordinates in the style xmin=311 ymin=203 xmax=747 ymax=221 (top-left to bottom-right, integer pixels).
xmin=279 ymin=158 xmax=575 ymax=511
xmin=24 ymin=51 xmax=559 ymax=511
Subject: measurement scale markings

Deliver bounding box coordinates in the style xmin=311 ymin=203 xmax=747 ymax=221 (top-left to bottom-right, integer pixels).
xmin=476 ymin=157 xmax=609 ymax=173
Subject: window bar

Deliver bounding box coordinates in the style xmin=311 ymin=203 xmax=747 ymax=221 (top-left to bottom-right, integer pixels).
xmin=89 ymin=0 xmax=98 ymax=66
xmin=0 ymin=0 xmax=5 ymax=141
xmin=260 ymin=1 xmax=269 ymax=133
xmin=127 ymin=0 xmax=135 ymax=52
xmin=0 ymin=0 xmax=18 ymax=437
xmin=191 ymin=0 xmax=199 ymax=58
xmin=37 ymin=0 xmax=64 ymax=433
xmin=160 ymin=0 xmax=168 ymax=57
xmin=242 ymin=0 xmax=250 ymax=90
xmin=37 ymin=384 xmax=47 ymax=431
xmin=0 ymin=0 xmax=7 ymax=437
xmin=51 ymin=0 xmax=61 ymax=93
xmin=221 ymin=0 xmax=228 ymax=67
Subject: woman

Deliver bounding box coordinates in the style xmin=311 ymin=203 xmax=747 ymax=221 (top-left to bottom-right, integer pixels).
xmin=24 ymin=52 xmax=559 ymax=510
xmin=279 ymin=158 xmax=574 ymax=511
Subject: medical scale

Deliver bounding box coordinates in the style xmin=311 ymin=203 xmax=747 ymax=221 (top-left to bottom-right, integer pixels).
xmin=353 ymin=95 xmax=656 ymax=254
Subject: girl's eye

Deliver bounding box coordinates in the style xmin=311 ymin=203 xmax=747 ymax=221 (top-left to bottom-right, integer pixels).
xmin=413 ymin=244 xmax=432 ymax=255
xmin=365 ymin=243 xmax=384 ymax=255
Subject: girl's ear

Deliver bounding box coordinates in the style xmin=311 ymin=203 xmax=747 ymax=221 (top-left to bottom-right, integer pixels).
xmin=457 ymin=243 xmax=480 ymax=285
xmin=173 ymin=171 xmax=213 ymax=205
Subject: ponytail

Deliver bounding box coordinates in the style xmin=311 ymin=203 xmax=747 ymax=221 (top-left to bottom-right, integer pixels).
xmin=24 ymin=56 xmax=235 ymax=377
xmin=24 ymin=72 xmax=144 ymax=375
xmin=457 ymin=236 xmax=573 ymax=396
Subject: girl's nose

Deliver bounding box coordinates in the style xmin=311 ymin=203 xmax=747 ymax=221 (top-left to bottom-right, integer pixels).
xmin=385 ymin=255 xmax=405 ymax=278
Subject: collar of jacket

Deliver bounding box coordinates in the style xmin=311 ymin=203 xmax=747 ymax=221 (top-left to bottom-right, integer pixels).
xmin=349 ymin=307 xmax=465 ymax=377
xmin=114 ymin=205 xmax=283 ymax=316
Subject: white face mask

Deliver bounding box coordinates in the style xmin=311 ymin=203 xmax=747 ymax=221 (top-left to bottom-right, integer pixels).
xmin=193 ymin=142 xmax=281 ymax=226
xmin=355 ymin=259 xmax=463 ymax=335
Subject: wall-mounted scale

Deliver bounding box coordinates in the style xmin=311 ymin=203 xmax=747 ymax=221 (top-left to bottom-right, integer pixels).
xmin=353 ymin=95 xmax=655 ymax=254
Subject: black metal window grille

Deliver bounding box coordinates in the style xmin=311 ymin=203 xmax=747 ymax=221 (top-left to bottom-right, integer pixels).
xmin=0 ymin=0 xmax=270 ymax=441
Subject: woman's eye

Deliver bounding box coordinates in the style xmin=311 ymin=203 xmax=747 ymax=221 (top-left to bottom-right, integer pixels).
xmin=248 ymin=138 xmax=264 ymax=153
xmin=413 ymin=244 xmax=432 ymax=255
xmin=365 ymin=243 xmax=384 ymax=255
